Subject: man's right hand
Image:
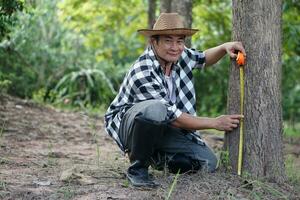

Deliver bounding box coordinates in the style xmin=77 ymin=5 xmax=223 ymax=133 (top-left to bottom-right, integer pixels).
xmin=214 ymin=115 xmax=244 ymax=131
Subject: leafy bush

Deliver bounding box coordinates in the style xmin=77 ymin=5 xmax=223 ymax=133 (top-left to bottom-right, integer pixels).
xmin=0 ymin=0 xmax=23 ymax=40
xmin=0 ymin=0 xmax=126 ymax=107
xmin=53 ymin=66 xmax=117 ymax=107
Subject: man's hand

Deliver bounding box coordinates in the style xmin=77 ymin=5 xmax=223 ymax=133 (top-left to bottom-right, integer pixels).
xmin=204 ymin=41 xmax=246 ymax=66
xmin=214 ymin=114 xmax=244 ymax=131
xmin=222 ymin=41 xmax=246 ymax=59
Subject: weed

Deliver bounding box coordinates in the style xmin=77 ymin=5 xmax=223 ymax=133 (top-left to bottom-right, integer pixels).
xmin=96 ymin=144 xmax=100 ymax=168
xmin=0 ymin=121 xmax=5 ymax=142
xmin=0 ymin=157 xmax=10 ymax=165
xmin=165 ymin=169 xmax=180 ymax=200
xmin=0 ymin=180 xmax=7 ymax=191
xmin=241 ymin=171 xmax=252 ymax=180
xmin=285 ymin=155 xmax=300 ymax=185
xmin=57 ymin=184 xmax=75 ymax=199
xmin=238 ymin=178 xmax=289 ymax=200
xmin=47 ymin=142 xmax=57 ymax=166
xmin=90 ymin=122 xmax=97 ymax=143
xmin=217 ymin=150 xmax=232 ymax=171
xmin=283 ymin=122 xmax=300 ymax=138
xmin=122 ymin=179 xmax=129 ymax=188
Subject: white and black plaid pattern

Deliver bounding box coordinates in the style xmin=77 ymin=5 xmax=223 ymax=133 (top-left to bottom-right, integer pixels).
xmin=104 ymin=45 xmax=205 ymax=151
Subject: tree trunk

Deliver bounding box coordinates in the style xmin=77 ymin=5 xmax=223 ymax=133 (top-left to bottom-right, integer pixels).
xmin=160 ymin=0 xmax=172 ymax=13
xmin=225 ymin=0 xmax=286 ymax=183
xmin=159 ymin=0 xmax=193 ymax=47
xmin=148 ymin=0 xmax=157 ymax=28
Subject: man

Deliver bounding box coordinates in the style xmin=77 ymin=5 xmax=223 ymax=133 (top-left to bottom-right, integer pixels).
xmin=104 ymin=13 xmax=245 ymax=187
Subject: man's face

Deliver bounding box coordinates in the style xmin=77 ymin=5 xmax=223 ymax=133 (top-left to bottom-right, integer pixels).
xmin=152 ymin=35 xmax=185 ymax=63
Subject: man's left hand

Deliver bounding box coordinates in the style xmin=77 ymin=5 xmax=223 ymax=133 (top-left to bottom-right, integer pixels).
xmin=223 ymin=41 xmax=246 ymax=59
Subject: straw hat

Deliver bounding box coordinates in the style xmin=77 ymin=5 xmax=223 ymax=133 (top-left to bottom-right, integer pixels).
xmin=138 ymin=13 xmax=198 ymax=37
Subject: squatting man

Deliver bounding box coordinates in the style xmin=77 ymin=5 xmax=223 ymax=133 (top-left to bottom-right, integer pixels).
xmin=105 ymin=13 xmax=246 ymax=187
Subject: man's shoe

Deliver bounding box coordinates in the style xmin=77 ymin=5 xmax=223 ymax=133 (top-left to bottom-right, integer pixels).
xmin=127 ymin=161 xmax=159 ymax=188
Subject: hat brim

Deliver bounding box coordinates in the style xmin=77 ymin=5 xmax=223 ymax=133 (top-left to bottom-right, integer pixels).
xmin=137 ymin=28 xmax=199 ymax=37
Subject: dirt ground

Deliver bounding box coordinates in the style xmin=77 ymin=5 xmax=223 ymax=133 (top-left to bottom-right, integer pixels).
xmin=0 ymin=94 xmax=299 ymax=200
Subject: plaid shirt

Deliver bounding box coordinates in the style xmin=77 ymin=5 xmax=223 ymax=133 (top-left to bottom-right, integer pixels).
xmin=104 ymin=45 xmax=205 ymax=151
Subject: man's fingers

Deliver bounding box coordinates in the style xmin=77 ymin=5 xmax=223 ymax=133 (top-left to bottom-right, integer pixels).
xmin=230 ymin=114 xmax=244 ymax=119
xmin=229 ymin=51 xmax=237 ymax=58
xmin=231 ymin=119 xmax=240 ymax=124
xmin=235 ymin=42 xmax=246 ymax=56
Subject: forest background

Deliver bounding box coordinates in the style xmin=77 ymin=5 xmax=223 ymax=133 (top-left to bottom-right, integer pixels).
xmin=0 ymin=0 xmax=299 ymax=137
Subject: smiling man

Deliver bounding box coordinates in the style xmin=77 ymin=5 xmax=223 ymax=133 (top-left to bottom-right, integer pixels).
xmin=104 ymin=13 xmax=245 ymax=187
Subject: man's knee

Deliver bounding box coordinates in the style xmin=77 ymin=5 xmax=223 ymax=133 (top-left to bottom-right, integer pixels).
xmin=167 ymin=154 xmax=217 ymax=173
xmin=140 ymin=100 xmax=167 ymax=122
xmin=206 ymin=153 xmax=218 ymax=172
xmin=167 ymin=154 xmax=200 ymax=174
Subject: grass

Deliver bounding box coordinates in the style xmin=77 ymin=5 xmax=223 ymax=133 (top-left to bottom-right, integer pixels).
xmin=285 ymin=155 xmax=300 ymax=186
xmin=241 ymin=180 xmax=289 ymax=200
xmin=0 ymin=179 xmax=9 ymax=199
xmin=0 ymin=121 xmax=5 ymax=141
xmin=283 ymin=122 xmax=300 ymax=138
xmin=47 ymin=142 xmax=58 ymax=167
xmin=55 ymin=184 xmax=75 ymax=200
xmin=96 ymin=144 xmax=100 ymax=168
xmin=0 ymin=157 xmax=10 ymax=165
xmin=217 ymin=150 xmax=232 ymax=171
xmin=165 ymin=169 xmax=180 ymax=200
xmin=0 ymin=180 xmax=7 ymax=191
xmin=90 ymin=122 xmax=98 ymax=143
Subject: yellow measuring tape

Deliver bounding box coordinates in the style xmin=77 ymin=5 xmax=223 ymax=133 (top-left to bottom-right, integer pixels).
xmin=236 ymin=52 xmax=245 ymax=176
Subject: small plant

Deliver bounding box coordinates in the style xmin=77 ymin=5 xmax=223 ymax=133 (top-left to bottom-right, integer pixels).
xmin=0 ymin=179 xmax=8 ymax=199
xmin=0 ymin=121 xmax=5 ymax=145
xmin=0 ymin=180 xmax=7 ymax=191
xmin=0 ymin=121 xmax=5 ymax=137
xmin=285 ymin=155 xmax=300 ymax=185
xmin=53 ymin=68 xmax=116 ymax=108
xmin=0 ymin=80 xmax=11 ymax=94
xmin=57 ymin=184 xmax=75 ymax=200
xmin=47 ymin=142 xmax=57 ymax=166
xmin=165 ymin=169 xmax=180 ymax=200
xmin=0 ymin=157 xmax=10 ymax=165
xmin=90 ymin=122 xmax=97 ymax=143
xmin=122 ymin=179 xmax=129 ymax=188
xmin=238 ymin=175 xmax=289 ymax=200
xmin=218 ymin=150 xmax=232 ymax=171
xmin=96 ymin=145 xmax=100 ymax=168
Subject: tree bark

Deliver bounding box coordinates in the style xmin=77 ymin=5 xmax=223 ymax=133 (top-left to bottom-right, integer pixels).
xmin=148 ymin=0 xmax=157 ymax=28
xmin=160 ymin=0 xmax=172 ymax=13
xmin=159 ymin=0 xmax=193 ymax=47
xmin=225 ymin=0 xmax=286 ymax=183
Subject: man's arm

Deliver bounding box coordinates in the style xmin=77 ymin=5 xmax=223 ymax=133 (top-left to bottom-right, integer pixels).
xmin=171 ymin=112 xmax=243 ymax=132
xmin=204 ymin=41 xmax=246 ymax=66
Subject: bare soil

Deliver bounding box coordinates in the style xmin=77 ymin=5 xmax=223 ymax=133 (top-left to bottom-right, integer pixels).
xmin=0 ymin=94 xmax=299 ymax=200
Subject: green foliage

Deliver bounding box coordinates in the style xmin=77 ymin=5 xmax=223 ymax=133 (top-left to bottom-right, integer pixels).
xmin=285 ymin=155 xmax=300 ymax=186
xmin=192 ymin=0 xmax=232 ymax=116
xmin=0 ymin=0 xmax=23 ymax=40
xmin=0 ymin=79 xmax=11 ymax=94
xmin=0 ymin=0 xmax=122 ymax=107
xmin=53 ymin=67 xmax=116 ymax=107
xmin=0 ymin=0 xmax=299 ymax=124
xmin=284 ymin=122 xmax=300 ymax=138
xmin=218 ymin=150 xmax=232 ymax=171
xmin=57 ymin=0 xmax=147 ymax=65
xmin=282 ymin=0 xmax=300 ymax=125
xmin=166 ymin=170 xmax=180 ymax=200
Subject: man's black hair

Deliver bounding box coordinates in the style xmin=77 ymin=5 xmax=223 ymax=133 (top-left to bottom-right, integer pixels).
xmin=151 ymin=35 xmax=160 ymax=42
